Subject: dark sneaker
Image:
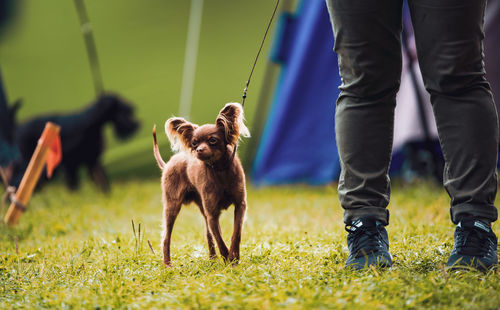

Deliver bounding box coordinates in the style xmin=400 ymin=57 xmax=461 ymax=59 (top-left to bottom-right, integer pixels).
xmin=446 ymin=218 xmax=498 ymax=271
xmin=345 ymin=217 xmax=392 ymax=270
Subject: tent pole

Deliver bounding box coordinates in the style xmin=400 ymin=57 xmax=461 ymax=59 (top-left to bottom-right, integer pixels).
xmin=178 ymin=0 xmax=204 ymax=120
xmin=73 ymin=0 xmax=105 ymax=97
xmin=401 ymin=27 xmax=443 ymax=182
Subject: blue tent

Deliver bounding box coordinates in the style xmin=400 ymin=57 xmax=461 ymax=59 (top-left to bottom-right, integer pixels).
xmin=251 ymin=0 xmax=341 ymax=185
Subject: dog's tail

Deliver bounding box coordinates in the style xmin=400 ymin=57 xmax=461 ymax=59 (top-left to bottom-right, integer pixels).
xmin=152 ymin=125 xmax=166 ymax=169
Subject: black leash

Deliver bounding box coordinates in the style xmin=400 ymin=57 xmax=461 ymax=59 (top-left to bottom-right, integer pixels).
xmin=73 ymin=0 xmax=104 ymax=97
xmin=241 ymin=0 xmax=280 ymax=108
xmin=226 ymin=0 xmax=280 ymax=167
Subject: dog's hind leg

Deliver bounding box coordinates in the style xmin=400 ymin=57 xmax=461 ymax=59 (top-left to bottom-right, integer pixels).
xmin=228 ymin=201 xmax=247 ymax=263
xmin=89 ymin=163 xmax=110 ymax=192
xmin=64 ymin=164 xmax=80 ymax=190
xmin=194 ymin=200 xmax=217 ymax=259
xmin=195 ymin=203 xmax=217 ymax=258
xmin=162 ymin=199 xmax=181 ymax=267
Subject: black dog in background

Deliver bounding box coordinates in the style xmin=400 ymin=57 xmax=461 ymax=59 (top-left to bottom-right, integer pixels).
xmin=10 ymin=93 xmax=140 ymax=191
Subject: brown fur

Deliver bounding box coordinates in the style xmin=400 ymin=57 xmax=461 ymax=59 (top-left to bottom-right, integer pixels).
xmin=153 ymin=103 xmax=250 ymax=266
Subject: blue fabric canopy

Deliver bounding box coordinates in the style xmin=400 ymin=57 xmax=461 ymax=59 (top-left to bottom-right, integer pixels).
xmin=251 ymin=0 xmax=341 ymax=185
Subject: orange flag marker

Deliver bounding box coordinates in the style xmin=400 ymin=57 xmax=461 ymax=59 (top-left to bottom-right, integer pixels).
xmin=45 ymin=128 xmax=62 ymax=178
xmin=4 ymin=122 xmax=61 ymax=226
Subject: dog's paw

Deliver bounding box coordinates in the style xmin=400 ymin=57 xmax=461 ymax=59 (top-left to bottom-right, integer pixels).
xmin=163 ymin=260 xmax=173 ymax=268
xmin=227 ymin=254 xmax=240 ymax=266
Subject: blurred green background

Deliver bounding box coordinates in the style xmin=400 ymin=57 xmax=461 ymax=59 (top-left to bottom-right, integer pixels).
xmin=0 ymin=0 xmax=277 ymax=179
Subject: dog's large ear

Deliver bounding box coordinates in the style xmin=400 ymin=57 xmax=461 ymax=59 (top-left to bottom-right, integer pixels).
xmin=215 ymin=103 xmax=250 ymax=146
xmin=165 ymin=117 xmax=198 ymax=152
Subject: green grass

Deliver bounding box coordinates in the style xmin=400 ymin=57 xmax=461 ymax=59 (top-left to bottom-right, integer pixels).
xmin=1 ymin=180 xmax=499 ymax=309
xmin=1 ymin=6 xmax=499 ymax=307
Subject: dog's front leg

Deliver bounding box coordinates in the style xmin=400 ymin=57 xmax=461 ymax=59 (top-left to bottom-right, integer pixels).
xmin=206 ymin=211 xmax=229 ymax=260
xmin=205 ymin=220 xmax=217 ymax=259
xmin=228 ymin=201 xmax=246 ymax=264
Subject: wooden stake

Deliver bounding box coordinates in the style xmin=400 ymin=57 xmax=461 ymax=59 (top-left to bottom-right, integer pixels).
xmin=4 ymin=122 xmax=61 ymax=226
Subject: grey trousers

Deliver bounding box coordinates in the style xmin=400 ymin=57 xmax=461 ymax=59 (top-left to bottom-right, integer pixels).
xmin=326 ymin=0 xmax=499 ymax=225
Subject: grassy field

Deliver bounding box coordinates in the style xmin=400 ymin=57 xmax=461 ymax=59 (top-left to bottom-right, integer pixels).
xmin=2 ymin=3 xmax=500 ymax=308
xmin=1 ymin=180 xmax=499 ymax=309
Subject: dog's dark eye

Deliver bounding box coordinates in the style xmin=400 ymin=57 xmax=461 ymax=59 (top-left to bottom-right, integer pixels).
xmin=192 ymin=140 xmax=199 ymax=147
xmin=208 ymin=137 xmax=218 ymax=145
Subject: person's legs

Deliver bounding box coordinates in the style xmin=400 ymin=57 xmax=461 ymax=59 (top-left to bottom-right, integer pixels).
xmin=409 ymin=0 xmax=498 ymax=269
xmin=326 ymin=0 xmax=403 ymax=269
xmin=409 ymin=0 xmax=498 ymax=224
xmin=326 ymin=0 xmax=402 ymax=226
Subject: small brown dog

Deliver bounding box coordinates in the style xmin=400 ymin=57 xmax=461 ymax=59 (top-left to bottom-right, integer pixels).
xmin=153 ymin=103 xmax=250 ymax=266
